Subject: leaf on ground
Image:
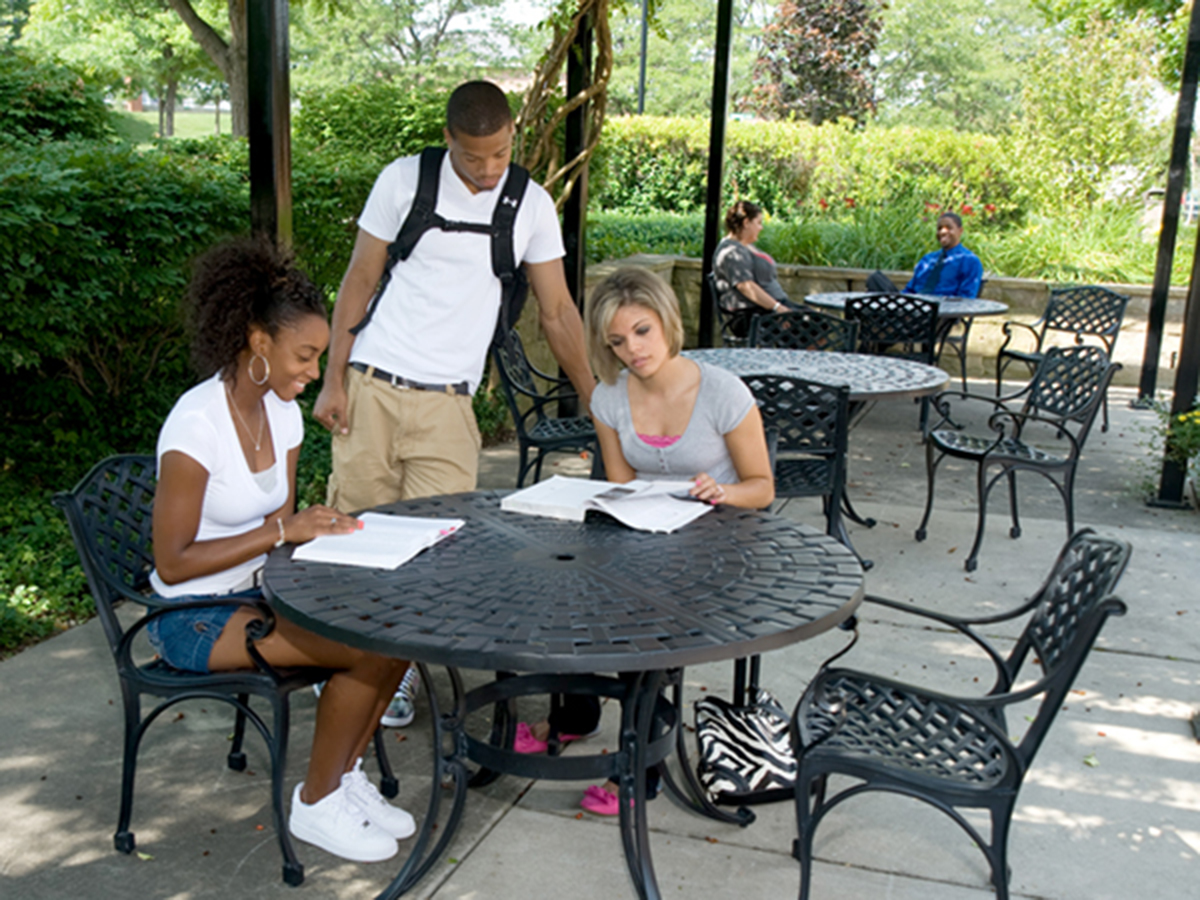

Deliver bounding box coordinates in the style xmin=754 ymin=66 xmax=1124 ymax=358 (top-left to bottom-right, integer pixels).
xmin=1083 ymin=753 xmax=1100 ymax=768
xmin=137 ymin=852 xmax=154 ymax=861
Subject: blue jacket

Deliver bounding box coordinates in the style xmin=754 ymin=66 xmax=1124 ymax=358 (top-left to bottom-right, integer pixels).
xmin=904 ymin=244 xmax=983 ymax=298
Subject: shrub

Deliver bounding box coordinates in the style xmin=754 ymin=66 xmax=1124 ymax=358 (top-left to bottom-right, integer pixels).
xmin=0 ymin=140 xmax=248 ymax=487
xmin=0 ymin=51 xmax=113 ymax=144
xmin=292 ymin=83 xmax=449 ymax=163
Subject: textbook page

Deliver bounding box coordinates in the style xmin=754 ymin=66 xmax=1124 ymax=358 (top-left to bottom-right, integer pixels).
xmin=290 ymin=512 xmax=464 ymax=569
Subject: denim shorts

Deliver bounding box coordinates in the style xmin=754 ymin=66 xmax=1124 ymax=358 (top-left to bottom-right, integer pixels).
xmin=146 ymin=588 xmax=261 ymax=674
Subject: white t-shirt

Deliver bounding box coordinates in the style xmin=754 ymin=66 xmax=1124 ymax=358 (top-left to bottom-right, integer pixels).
xmin=149 ymin=375 xmax=303 ymax=598
xmin=352 ymin=152 xmax=566 ymax=394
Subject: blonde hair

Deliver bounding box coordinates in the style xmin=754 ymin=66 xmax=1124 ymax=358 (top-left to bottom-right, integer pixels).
xmin=585 ymin=267 xmax=685 ymax=384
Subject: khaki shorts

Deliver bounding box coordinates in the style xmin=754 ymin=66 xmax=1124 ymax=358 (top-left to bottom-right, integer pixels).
xmin=326 ymin=365 xmax=481 ymax=513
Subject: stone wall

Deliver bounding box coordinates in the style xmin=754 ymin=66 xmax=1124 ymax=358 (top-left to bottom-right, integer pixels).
xmin=512 ymin=255 xmax=1187 ymax=389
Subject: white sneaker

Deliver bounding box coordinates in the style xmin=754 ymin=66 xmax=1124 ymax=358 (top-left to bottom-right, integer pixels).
xmin=341 ymin=758 xmax=416 ymax=840
xmin=381 ymin=665 xmax=420 ymax=728
xmin=288 ymin=781 xmax=397 ymax=862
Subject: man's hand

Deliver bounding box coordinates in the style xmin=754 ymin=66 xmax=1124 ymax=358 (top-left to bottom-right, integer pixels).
xmin=314 ymin=381 xmax=350 ymax=435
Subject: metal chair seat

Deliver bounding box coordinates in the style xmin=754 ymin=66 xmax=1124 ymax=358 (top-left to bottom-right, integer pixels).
xmin=774 ymin=458 xmax=838 ymax=496
xmin=528 ymin=414 xmax=596 ymax=443
xmin=798 ymin=671 xmax=1013 ymax=789
xmin=931 ymin=430 xmax=1062 ymax=465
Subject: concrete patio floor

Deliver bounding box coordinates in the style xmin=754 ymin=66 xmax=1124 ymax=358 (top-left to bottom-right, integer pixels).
xmin=2 ymin=384 xmax=1197 ymax=900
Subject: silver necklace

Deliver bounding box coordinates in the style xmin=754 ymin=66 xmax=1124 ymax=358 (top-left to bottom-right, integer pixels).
xmin=226 ymin=383 xmax=266 ymax=452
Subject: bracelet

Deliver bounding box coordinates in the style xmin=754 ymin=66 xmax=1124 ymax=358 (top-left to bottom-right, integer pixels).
xmin=275 ymin=517 xmax=286 ymax=548
xmin=773 ymin=302 xmax=782 ymax=312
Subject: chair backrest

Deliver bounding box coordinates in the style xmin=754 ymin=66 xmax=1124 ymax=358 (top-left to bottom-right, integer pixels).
xmin=1042 ymin=286 xmax=1129 ymax=348
xmin=52 ymin=455 xmax=157 ymax=656
xmin=844 ymin=293 xmax=939 ymax=363
xmin=749 ymin=307 xmax=859 ymax=353
xmin=1022 ymin=345 xmax=1119 ymax=437
xmin=743 ymin=374 xmax=850 ymax=489
xmin=1004 ymin=529 xmax=1130 ymax=765
xmin=705 ymin=271 xmax=747 ymax=347
xmin=492 ymin=328 xmax=554 ymax=436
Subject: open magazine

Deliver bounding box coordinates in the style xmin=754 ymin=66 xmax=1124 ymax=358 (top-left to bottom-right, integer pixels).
xmin=290 ymin=512 xmax=464 ymax=569
xmin=500 ymin=475 xmax=713 ymax=534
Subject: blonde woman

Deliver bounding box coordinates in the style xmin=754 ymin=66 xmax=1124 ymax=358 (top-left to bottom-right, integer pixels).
xmin=514 ymin=267 xmax=773 ymax=815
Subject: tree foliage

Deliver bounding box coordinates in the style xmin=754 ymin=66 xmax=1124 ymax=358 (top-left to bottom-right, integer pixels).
xmin=1016 ymin=14 xmax=1169 ymax=209
xmin=874 ymin=0 xmax=1042 ymax=134
xmin=750 ymin=0 xmax=883 ymax=125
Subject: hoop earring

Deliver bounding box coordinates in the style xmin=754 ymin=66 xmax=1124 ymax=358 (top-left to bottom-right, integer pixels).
xmin=248 ymin=353 xmax=270 ymax=386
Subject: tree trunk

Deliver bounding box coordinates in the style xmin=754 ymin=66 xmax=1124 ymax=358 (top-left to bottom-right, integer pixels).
xmin=164 ymin=79 xmax=177 ymax=137
xmin=166 ymin=0 xmax=248 ymax=136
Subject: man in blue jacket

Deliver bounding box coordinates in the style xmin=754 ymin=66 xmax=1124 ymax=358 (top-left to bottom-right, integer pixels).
xmin=903 ymin=212 xmax=983 ymax=298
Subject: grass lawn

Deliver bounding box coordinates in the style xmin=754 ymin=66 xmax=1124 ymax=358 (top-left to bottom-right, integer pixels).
xmin=110 ymin=109 xmax=227 ymax=144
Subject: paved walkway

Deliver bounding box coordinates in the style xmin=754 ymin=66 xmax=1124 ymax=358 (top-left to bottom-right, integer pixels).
xmin=2 ymin=386 xmax=1197 ymax=899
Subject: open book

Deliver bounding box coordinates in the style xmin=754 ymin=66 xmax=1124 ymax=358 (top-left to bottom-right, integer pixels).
xmin=500 ymin=475 xmax=712 ymax=534
xmin=290 ymin=512 xmax=464 ymax=569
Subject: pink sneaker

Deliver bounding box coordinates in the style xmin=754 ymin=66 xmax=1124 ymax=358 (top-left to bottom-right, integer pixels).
xmin=514 ymin=722 xmax=548 ymax=754
xmin=580 ymin=784 xmax=631 ymax=816
xmin=513 ymin=722 xmax=599 ymax=755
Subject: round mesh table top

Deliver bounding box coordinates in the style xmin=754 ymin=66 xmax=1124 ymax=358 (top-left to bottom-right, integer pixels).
xmin=685 ymin=348 xmax=949 ymax=402
xmin=805 ymin=291 xmax=1008 ymax=318
xmin=263 ymin=491 xmax=863 ymax=673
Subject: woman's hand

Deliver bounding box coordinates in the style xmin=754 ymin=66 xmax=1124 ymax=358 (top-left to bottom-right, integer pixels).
xmin=690 ymin=473 xmax=727 ymax=505
xmin=282 ymin=505 xmax=360 ymax=545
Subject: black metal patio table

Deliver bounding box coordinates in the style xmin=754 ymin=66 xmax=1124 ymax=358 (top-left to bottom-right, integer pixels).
xmin=262 ymin=490 xmax=863 ymax=900
xmin=804 ymin=290 xmax=1008 ymax=320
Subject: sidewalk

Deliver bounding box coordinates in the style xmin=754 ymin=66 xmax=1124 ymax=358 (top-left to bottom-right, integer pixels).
xmin=2 ymin=386 xmax=1197 ymax=899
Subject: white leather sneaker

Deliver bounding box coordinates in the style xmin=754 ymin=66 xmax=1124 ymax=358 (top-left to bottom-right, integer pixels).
xmin=341 ymin=758 xmax=416 ymax=840
xmin=288 ymin=781 xmax=397 ymax=862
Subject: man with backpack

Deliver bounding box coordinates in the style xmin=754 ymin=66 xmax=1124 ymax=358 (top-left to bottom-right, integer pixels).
xmin=314 ymin=81 xmax=594 ymax=513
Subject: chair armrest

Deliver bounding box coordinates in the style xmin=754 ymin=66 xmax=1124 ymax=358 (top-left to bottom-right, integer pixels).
xmin=985 ymin=408 xmax=1083 ymax=456
xmin=117 ymin=595 xmax=277 ymax=674
xmin=863 ymin=594 xmax=1015 ymax=694
xmin=997 ymin=319 xmax=1044 ymax=357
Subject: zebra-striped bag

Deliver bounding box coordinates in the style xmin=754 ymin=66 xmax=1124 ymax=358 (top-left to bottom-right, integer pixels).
xmin=695 ymin=687 xmax=796 ymax=805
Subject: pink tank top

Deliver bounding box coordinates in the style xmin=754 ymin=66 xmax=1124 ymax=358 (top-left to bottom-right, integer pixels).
xmin=638 ymin=433 xmax=682 ymax=448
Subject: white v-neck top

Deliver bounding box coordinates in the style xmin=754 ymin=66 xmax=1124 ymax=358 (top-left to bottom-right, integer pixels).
xmin=149 ymin=374 xmax=303 ymax=598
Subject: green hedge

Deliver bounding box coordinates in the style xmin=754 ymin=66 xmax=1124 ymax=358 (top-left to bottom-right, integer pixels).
xmin=0 ymin=52 xmax=114 ymax=145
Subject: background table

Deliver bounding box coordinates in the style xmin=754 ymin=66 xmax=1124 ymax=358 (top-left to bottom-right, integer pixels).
xmin=684 ymin=347 xmax=949 ymax=402
xmin=804 ymin=290 xmax=1008 ymax=319
xmin=263 ymin=491 xmax=863 ymax=900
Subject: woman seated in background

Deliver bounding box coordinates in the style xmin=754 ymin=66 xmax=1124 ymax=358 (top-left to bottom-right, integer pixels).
xmin=149 ymin=237 xmax=413 ymax=863
xmin=712 ymin=200 xmax=799 ymax=339
xmin=514 ymin=266 xmax=774 ymax=815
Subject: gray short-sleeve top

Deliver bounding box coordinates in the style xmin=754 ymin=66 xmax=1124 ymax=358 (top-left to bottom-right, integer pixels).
xmin=591 ymin=360 xmax=755 ymax=485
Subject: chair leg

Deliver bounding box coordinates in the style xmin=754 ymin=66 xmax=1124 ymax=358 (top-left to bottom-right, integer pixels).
xmin=988 ymin=802 xmax=1015 ymax=900
xmin=1006 ymin=470 xmax=1021 ymax=539
xmin=793 ymin=772 xmax=823 ymax=900
xmin=965 ymin=462 xmax=998 ymax=572
xmin=115 ymin=685 xmax=142 ymax=854
xmin=373 ymin=727 xmax=398 ymax=799
xmin=268 ymin=696 xmax=305 ymax=887
xmin=516 ymin=444 xmax=532 ymax=489
xmin=228 ymin=695 xmax=249 ymax=771
xmin=915 ymin=443 xmax=940 ymax=542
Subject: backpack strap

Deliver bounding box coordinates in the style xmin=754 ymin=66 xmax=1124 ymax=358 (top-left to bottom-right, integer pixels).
xmin=350 ymin=147 xmax=533 ymax=340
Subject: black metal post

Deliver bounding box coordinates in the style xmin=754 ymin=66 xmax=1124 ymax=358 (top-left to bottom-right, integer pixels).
xmin=637 ymin=0 xmax=649 ymax=114
xmin=699 ymin=0 xmax=735 ymax=348
xmin=1150 ymin=229 xmax=1200 ymax=507
xmin=1138 ymin=6 xmax=1200 ymax=404
xmin=559 ymin=11 xmax=592 ymax=417
xmin=247 ymin=0 xmax=292 ymax=244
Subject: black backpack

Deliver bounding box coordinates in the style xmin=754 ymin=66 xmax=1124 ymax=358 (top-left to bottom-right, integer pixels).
xmin=351 ymin=146 xmax=532 ymax=348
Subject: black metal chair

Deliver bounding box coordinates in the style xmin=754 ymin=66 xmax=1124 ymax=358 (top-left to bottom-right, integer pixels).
xmin=52 ymin=454 xmax=397 ymax=887
xmin=916 ymin=345 xmax=1120 ymax=572
xmin=492 ymin=327 xmax=598 ymax=487
xmin=845 ymin=293 xmax=940 ymax=432
xmin=790 ymin=529 xmax=1131 ymax=900
xmin=706 ymin=270 xmax=753 ymax=347
xmin=995 ymin=285 xmax=1129 ymax=431
xmin=743 ymin=374 xmax=857 ymax=566
xmin=749 ymin=307 xmax=858 ymax=353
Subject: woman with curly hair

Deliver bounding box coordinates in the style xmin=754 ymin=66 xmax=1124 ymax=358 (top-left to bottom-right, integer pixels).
xmin=149 ymin=236 xmax=413 ymax=863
